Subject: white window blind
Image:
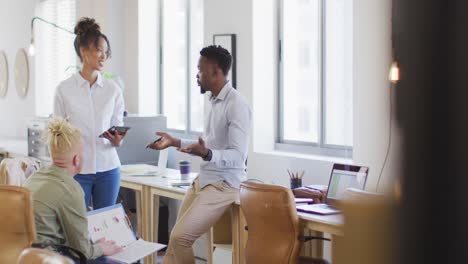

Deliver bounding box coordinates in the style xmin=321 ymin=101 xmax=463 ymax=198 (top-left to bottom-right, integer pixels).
xmin=161 ymin=0 xmax=204 ymax=132
xmin=35 ymin=0 xmax=76 ymax=117
xmin=279 ymin=0 xmax=353 ymax=156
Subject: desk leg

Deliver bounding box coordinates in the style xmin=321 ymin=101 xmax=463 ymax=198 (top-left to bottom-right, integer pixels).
xmin=134 ymin=190 xmax=143 ymax=238
xmin=232 ymin=205 xmax=240 ymax=264
xmin=314 ymin=231 xmax=324 ymax=259
xmin=150 ymin=192 xmax=160 ymax=244
xmin=143 ymin=186 xmax=159 ymax=264
xmin=331 ymin=234 xmax=343 ymax=264
xmin=239 ymin=208 xmax=247 ymax=264
xmin=207 ymin=227 xmax=214 ymax=264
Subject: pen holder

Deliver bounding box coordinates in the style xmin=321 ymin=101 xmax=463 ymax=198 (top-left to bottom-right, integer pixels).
xmin=290 ymin=178 xmax=302 ymax=189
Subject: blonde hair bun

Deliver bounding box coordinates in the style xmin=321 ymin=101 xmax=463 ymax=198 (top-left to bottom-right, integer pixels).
xmin=45 ymin=117 xmax=81 ymax=156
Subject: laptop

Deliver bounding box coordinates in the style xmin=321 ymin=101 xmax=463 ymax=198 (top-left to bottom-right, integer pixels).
xmin=296 ymin=163 xmax=369 ymax=215
xmin=87 ymin=204 xmax=166 ymax=263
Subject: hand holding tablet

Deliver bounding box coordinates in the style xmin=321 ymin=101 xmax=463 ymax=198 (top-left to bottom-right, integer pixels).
xmin=99 ymin=126 xmax=131 ymax=138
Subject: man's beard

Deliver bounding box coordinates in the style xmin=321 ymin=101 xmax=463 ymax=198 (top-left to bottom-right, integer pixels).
xmin=200 ymin=84 xmax=207 ymax=94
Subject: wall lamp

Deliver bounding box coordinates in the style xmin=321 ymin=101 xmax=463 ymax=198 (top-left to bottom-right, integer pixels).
xmin=389 ymin=61 xmax=400 ymax=84
xmin=29 ymin=16 xmax=74 ymax=56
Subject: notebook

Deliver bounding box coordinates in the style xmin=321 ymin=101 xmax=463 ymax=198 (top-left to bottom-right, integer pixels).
xmin=296 ymin=163 xmax=369 ymax=215
xmin=87 ymin=204 xmax=166 ymax=263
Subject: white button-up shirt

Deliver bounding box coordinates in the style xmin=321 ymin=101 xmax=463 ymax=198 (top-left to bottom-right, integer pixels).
xmin=181 ymin=82 xmax=252 ymax=189
xmin=53 ymin=73 xmax=125 ymax=174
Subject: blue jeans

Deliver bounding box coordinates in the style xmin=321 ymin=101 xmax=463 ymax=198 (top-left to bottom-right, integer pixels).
xmin=75 ymin=168 xmax=120 ymax=210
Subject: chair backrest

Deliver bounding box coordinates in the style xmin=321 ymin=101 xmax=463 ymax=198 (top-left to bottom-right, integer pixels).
xmin=17 ymin=248 xmax=74 ymax=264
xmin=0 ymin=157 xmax=41 ymax=186
xmin=240 ymin=181 xmax=301 ymax=264
xmin=333 ymin=196 xmax=396 ymax=264
xmin=0 ymin=185 xmax=37 ymax=264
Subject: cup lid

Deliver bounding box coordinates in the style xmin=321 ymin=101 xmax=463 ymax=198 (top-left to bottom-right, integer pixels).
xmin=179 ymin=160 xmax=191 ymax=165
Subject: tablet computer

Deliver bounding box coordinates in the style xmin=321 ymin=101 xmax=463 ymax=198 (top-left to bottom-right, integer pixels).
xmin=99 ymin=126 xmax=131 ymax=137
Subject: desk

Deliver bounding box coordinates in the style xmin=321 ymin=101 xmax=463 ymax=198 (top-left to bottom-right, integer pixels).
xmin=231 ymin=204 xmax=344 ymax=264
xmin=120 ymin=166 xmax=201 ymax=264
xmin=121 ymin=166 xmax=344 ymax=264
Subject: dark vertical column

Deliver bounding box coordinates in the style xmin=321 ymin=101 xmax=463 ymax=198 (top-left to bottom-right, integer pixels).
xmin=395 ymin=0 xmax=468 ymax=263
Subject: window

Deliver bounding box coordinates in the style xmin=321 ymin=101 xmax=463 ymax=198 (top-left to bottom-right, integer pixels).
xmin=279 ymin=0 xmax=353 ymax=156
xmin=35 ymin=0 xmax=76 ymax=117
xmin=161 ymin=0 xmax=204 ymax=132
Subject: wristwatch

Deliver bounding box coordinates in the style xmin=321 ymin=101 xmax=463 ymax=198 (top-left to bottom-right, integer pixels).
xmin=203 ymin=149 xmax=212 ymax=161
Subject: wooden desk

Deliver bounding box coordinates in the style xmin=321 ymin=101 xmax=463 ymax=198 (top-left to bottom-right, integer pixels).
xmin=120 ymin=166 xmax=204 ymax=264
xmin=232 ymin=204 xmax=344 ymax=264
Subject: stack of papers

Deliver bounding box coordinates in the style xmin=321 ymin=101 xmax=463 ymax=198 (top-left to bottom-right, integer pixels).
xmin=294 ymin=198 xmax=314 ymax=204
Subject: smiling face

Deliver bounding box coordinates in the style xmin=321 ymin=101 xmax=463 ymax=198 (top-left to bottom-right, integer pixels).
xmin=80 ymin=36 xmax=108 ymax=71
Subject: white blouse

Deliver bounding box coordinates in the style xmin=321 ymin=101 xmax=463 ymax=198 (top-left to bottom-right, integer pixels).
xmin=53 ymin=73 xmax=125 ymax=174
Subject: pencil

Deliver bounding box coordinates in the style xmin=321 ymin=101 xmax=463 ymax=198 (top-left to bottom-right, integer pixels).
xmin=146 ymin=137 xmax=162 ymax=149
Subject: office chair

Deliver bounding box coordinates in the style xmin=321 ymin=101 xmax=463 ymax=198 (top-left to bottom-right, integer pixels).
xmin=240 ymin=181 xmax=329 ymax=264
xmin=17 ymin=248 xmax=74 ymax=264
xmin=0 ymin=185 xmax=37 ymax=264
xmin=333 ymin=193 xmax=395 ymax=264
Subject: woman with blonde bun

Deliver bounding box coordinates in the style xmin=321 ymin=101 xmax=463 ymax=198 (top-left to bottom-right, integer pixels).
xmin=53 ymin=17 xmax=126 ymax=209
xmin=24 ymin=117 xmax=122 ymax=260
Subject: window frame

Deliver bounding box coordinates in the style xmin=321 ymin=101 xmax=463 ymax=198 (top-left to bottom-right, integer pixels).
xmin=277 ymin=0 xmax=353 ymax=158
xmin=34 ymin=0 xmax=76 ymax=117
xmin=158 ymin=0 xmax=203 ymax=135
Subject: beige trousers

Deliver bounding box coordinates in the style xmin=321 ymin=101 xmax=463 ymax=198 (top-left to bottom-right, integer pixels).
xmin=162 ymin=178 xmax=239 ymax=264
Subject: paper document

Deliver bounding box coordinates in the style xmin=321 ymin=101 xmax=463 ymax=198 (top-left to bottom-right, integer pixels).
xmin=108 ymin=239 xmax=166 ymax=264
xmin=121 ymin=164 xmax=161 ymax=176
xmin=87 ymin=204 xmax=166 ymax=263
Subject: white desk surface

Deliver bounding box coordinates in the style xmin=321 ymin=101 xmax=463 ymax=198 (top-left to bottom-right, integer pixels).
xmin=0 ymin=137 xmax=28 ymax=157
xmin=120 ymin=164 xmax=197 ymax=194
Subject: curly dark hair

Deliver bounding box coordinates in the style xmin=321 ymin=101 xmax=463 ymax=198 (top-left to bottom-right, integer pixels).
xmin=200 ymin=45 xmax=232 ymax=76
xmin=73 ymin=17 xmax=111 ymax=62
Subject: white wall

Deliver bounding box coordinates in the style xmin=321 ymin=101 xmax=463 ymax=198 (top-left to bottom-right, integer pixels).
xmin=353 ymin=0 xmax=400 ymax=192
xmin=77 ymin=0 xmax=139 ymax=113
xmin=0 ymin=0 xmax=37 ymax=139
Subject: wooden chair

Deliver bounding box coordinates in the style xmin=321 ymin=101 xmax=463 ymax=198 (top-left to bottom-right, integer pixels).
xmin=0 ymin=185 xmax=37 ymax=263
xmin=240 ymin=181 xmax=329 ymax=264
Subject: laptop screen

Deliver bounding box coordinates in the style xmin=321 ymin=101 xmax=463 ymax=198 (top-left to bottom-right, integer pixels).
xmin=326 ymin=164 xmax=369 ymax=205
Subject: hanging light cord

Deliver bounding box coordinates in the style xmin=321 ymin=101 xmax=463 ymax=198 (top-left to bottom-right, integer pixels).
xmin=376 ymin=83 xmax=394 ymax=192
xmin=31 ymin=16 xmax=75 ymax=35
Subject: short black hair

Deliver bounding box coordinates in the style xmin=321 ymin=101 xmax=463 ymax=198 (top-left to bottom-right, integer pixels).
xmin=200 ymin=45 xmax=232 ymax=76
xmin=74 ymin=17 xmax=111 ymax=62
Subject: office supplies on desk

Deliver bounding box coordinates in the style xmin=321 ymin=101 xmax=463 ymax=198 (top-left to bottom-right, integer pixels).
xmin=304 ymin=184 xmax=328 ymax=192
xmin=288 ymin=170 xmax=305 ymax=189
xmin=294 ymin=198 xmax=314 ymax=204
xmin=296 ymin=163 xmax=369 ymax=215
xmin=121 ymin=164 xmax=162 ymax=176
xmin=87 ymin=204 xmax=166 ymax=263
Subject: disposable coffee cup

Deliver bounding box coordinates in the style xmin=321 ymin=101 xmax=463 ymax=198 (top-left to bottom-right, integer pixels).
xmin=179 ymin=160 xmax=191 ymax=180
